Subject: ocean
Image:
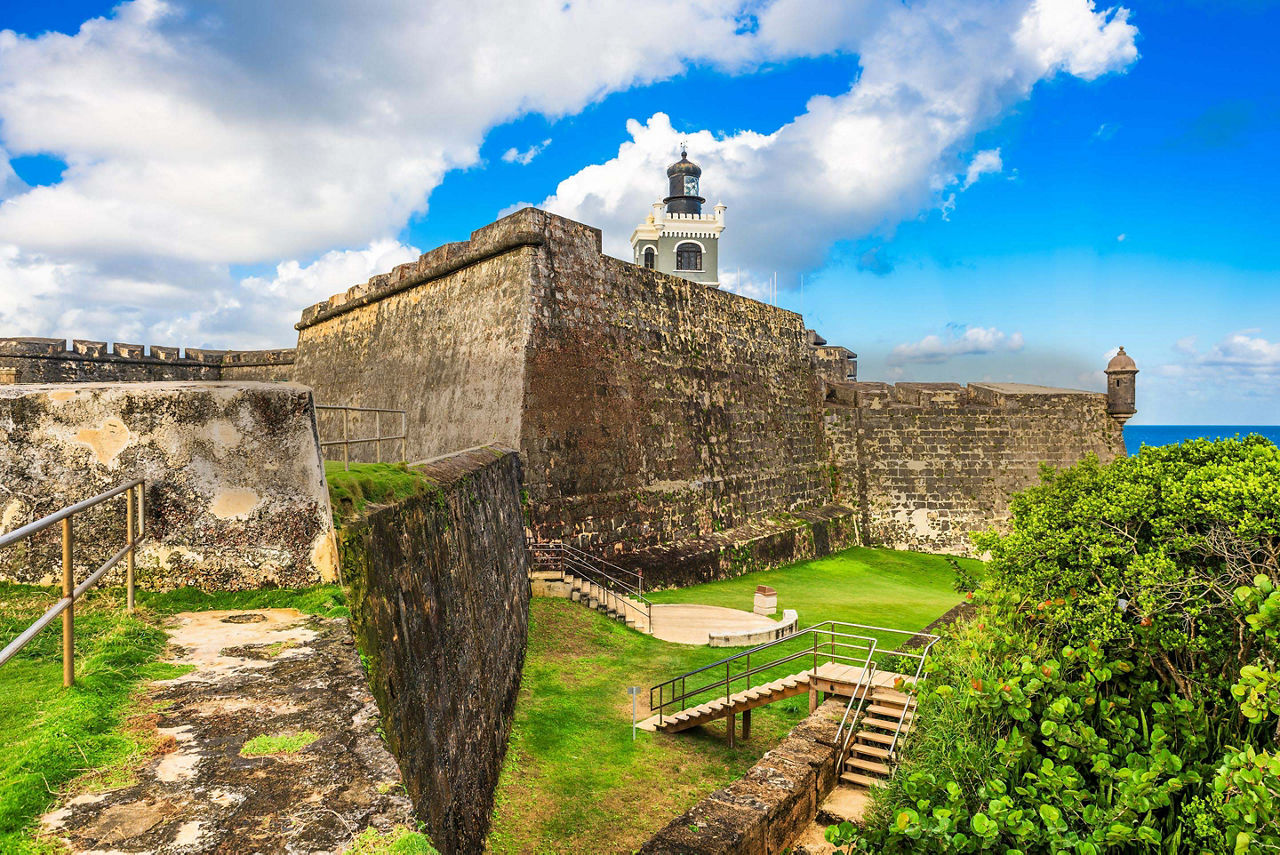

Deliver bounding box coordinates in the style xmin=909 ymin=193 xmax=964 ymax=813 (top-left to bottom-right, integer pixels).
xmin=1124 ymin=425 xmax=1280 ymax=456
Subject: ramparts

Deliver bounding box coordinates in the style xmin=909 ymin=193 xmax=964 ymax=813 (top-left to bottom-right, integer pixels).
xmin=0 ymin=381 xmax=336 ymax=589
xmin=0 ymin=337 xmax=295 ymax=384
xmin=294 ymin=208 xmax=835 ymax=573
xmin=825 ymin=381 xmax=1126 ymax=554
xmin=339 ymin=445 xmax=529 ymax=855
xmin=293 ymin=206 xmax=1128 ymax=568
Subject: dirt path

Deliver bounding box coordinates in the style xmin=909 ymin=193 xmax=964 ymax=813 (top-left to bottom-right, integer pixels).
xmin=40 ymin=608 xmax=414 ymax=854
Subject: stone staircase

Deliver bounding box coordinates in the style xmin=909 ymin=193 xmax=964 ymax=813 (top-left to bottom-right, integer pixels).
xmin=530 ymin=565 xmax=652 ymax=633
xmin=528 ymin=542 xmax=653 ymax=634
xmin=838 ymin=686 xmax=915 ymax=789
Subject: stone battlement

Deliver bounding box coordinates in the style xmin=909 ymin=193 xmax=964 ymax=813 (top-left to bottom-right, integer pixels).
xmin=826 ymin=380 xmax=1105 ymax=410
xmin=0 ymin=337 xmax=295 ymax=384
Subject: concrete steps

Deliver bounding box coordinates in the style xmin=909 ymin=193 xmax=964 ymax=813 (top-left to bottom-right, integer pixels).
xmin=528 ymin=567 xmax=651 ymax=634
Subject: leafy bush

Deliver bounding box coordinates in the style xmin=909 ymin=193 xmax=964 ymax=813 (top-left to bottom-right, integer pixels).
xmin=846 ymin=436 xmax=1280 ymax=853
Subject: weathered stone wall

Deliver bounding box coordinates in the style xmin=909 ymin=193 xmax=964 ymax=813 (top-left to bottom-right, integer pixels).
xmin=293 ymin=208 xmax=834 ymax=563
xmin=826 ymin=381 xmax=1127 ymax=555
xmin=0 ymin=382 xmax=336 ymax=589
xmin=0 ymin=337 xmax=295 ymax=384
xmin=641 ymin=698 xmax=846 ymax=855
xmin=339 ymin=445 xmax=529 ymax=855
xmin=520 ymin=211 xmax=832 ymax=555
xmin=292 ymin=222 xmax=537 ymax=463
xmin=291 ymin=207 xmax=1129 ymax=570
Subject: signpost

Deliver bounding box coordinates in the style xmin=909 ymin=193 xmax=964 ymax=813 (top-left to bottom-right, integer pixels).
xmin=627 ymin=686 xmax=641 ymax=741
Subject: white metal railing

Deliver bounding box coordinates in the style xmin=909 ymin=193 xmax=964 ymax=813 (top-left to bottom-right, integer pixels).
xmin=0 ymin=480 xmax=147 ymax=687
xmin=315 ymin=404 xmax=407 ymax=470
xmin=530 ymin=542 xmax=652 ymax=628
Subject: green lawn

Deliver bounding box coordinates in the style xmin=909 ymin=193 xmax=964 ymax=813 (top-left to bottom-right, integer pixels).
xmin=490 ymin=546 xmax=979 ymax=854
xmin=0 ymin=582 xmax=348 ymax=854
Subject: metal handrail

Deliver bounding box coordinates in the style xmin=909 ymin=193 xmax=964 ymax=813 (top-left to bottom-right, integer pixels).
xmin=0 ymin=480 xmax=147 ymax=686
xmin=834 ymin=659 xmax=878 ymax=767
xmin=886 ymin=636 xmax=939 ymax=759
xmin=530 ymin=543 xmax=653 ymax=628
xmin=315 ymin=404 xmax=407 ymax=471
xmin=649 ymin=622 xmax=881 ymax=725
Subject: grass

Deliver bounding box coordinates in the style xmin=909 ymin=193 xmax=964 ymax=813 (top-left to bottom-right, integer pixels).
xmin=347 ymin=826 xmax=438 ymax=854
xmin=0 ymin=581 xmax=347 ymax=853
xmin=490 ymin=546 xmax=979 ymax=854
xmin=324 ymin=461 xmax=441 ymax=526
xmin=240 ymin=730 xmax=319 ymax=757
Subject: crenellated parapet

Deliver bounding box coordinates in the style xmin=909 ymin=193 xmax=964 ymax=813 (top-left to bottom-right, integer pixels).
xmin=0 ymin=337 xmax=295 ymax=384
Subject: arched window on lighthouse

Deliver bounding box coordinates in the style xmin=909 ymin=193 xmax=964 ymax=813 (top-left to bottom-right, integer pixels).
xmin=643 ymin=247 xmax=655 ymax=269
xmin=675 ymin=242 xmax=702 ymax=271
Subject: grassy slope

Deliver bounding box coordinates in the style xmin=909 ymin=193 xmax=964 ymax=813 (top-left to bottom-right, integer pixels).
xmin=490 ymin=547 xmax=980 ymax=854
xmin=0 ymin=582 xmax=348 ymax=853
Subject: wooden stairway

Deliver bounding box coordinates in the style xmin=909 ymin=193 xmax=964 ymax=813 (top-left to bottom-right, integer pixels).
xmin=530 ymin=566 xmax=651 ymax=633
xmin=637 ymin=670 xmax=814 ymax=734
xmin=839 ymin=686 xmax=915 ymax=789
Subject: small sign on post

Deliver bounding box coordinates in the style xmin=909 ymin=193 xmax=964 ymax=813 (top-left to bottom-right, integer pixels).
xmin=627 ymin=686 xmax=641 ymax=741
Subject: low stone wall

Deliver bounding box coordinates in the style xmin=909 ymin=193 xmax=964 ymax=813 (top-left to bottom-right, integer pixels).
xmin=0 ymin=337 xmax=295 ymax=384
xmin=340 ymin=445 xmax=530 ymax=855
xmin=622 ymin=504 xmax=859 ymax=590
xmin=641 ymin=698 xmax=846 ymax=854
xmin=0 ymin=382 xmax=335 ymax=589
xmin=709 ymin=609 xmax=799 ymax=648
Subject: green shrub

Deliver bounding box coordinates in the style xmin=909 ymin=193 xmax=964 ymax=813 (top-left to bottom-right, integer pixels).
xmin=847 ymin=436 xmax=1280 ymax=853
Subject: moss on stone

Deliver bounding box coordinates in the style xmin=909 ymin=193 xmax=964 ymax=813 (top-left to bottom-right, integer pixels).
xmin=325 ymin=461 xmax=440 ymax=527
xmin=239 ymin=730 xmax=319 ymax=757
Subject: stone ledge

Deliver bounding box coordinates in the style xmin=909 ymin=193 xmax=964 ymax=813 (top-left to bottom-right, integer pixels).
xmin=710 ymin=608 xmax=799 ymax=648
xmin=640 ymin=698 xmax=846 ymax=855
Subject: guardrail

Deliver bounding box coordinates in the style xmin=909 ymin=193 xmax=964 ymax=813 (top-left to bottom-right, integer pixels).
xmin=530 ymin=542 xmax=652 ymax=628
xmin=649 ymin=622 xmax=880 ymax=726
xmin=833 ymin=622 xmax=941 ymax=768
xmin=315 ymin=404 xmax=407 ymax=470
xmin=0 ymin=480 xmax=147 ymax=687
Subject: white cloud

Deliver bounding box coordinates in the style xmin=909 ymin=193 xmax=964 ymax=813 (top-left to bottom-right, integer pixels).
xmin=537 ymin=0 xmax=1139 ymax=290
xmin=502 ymin=139 xmax=552 ymax=166
xmin=0 ymin=0 xmax=1139 ymax=345
xmin=1117 ymin=233 xmax=1126 ymax=241
xmin=962 ymin=149 xmax=1004 ymax=189
xmin=888 ymin=325 xmax=1026 ymax=365
xmin=1150 ymin=331 xmax=1280 ymax=410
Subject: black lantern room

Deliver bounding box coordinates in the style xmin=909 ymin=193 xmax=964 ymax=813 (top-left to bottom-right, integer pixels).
xmin=664 ymin=145 xmax=705 ymax=215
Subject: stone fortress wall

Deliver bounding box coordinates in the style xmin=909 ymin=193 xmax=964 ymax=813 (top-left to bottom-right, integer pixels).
xmin=291 ymin=207 xmax=1129 ymax=573
xmin=0 ymin=381 xmax=336 ymax=590
xmin=2 ymin=207 xmax=1132 ymax=577
xmin=0 ymin=337 xmax=295 ymax=384
xmin=824 ymin=381 xmax=1125 ymax=555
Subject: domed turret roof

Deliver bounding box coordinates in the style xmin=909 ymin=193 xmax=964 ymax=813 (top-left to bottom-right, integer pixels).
xmin=1106 ymin=346 xmax=1137 ymax=372
xmin=667 ymin=148 xmax=702 ymax=179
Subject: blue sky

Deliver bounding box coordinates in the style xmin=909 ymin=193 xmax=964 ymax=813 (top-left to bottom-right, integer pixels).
xmin=1 ymin=1 xmax=1277 ymax=424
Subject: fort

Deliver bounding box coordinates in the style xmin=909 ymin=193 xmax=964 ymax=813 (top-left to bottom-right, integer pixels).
xmin=0 ymin=152 xmax=1138 ymax=853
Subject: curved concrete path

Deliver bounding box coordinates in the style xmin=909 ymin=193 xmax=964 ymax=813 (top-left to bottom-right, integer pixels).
xmin=648 ymin=603 xmax=784 ymax=645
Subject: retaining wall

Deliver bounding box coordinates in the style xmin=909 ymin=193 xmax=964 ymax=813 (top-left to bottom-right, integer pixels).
xmin=339 ymin=445 xmax=529 ymax=855
xmin=641 ymin=698 xmax=846 ymax=854
xmin=0 ymin=381 xmax=336 ymax=589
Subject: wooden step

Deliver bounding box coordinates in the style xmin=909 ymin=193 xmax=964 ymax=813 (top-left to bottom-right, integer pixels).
xmin=872 ymin=688 xmax=911 ymax=704
xmin=862 ymin=716 xmax=910 ymax=734
xmin=857 ymin=730 xmax=896 ymax=746
xmin=850 ymin=743 xmax=891 ymax=759
xmin=846 ymin=757 xmax=892 ymax=776
xmin=867 ymin=704 xmax=913 ymax=719
xmin=840 ymin=772 xmax=883 ymax=789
